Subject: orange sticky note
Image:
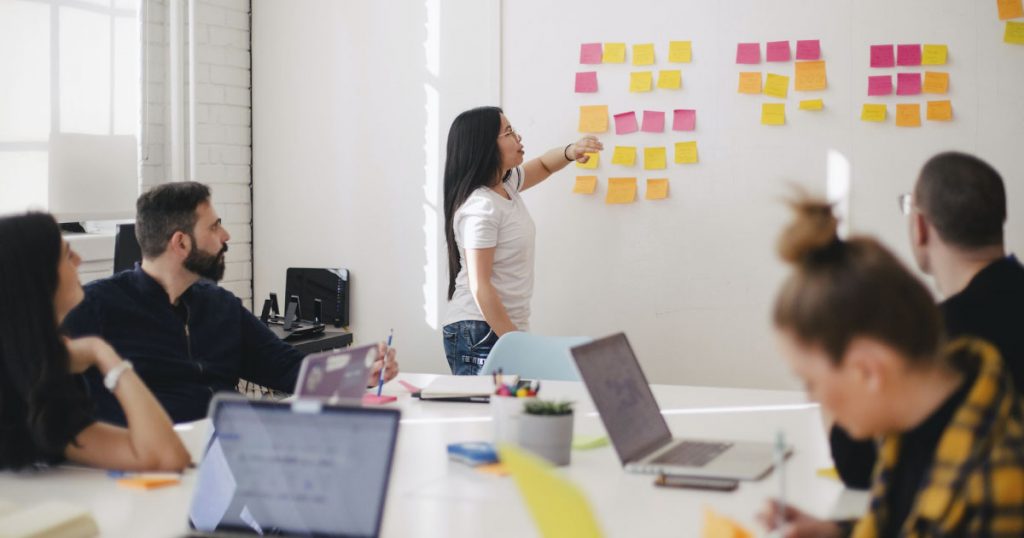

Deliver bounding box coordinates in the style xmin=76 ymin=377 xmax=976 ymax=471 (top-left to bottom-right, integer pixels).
xmin=572 ymin=176 xmax=597 ymax=194
xmin=896 ymin=103 xmax=921 ymax=127
xmin=646 ymin=179 xmax=669 ymax=200
xmin=674 ymin=141 xmax=698 ymax=164
xmin=606 ymin=178 xmax=637 ymax=204
xmin=643 ymin=147 xmax=667 ymax=170
xmin=117 ymin=476 xmax=181 ymax=490
xmin=702 ymin=507 xmax=754 ymax=538
xmin=921 ymin=44 xmax=948 ymax=65
xmin=630 ymin=71 xmax=654 ymax=92
xmin=738 ymin=72 xmax=762 ymax=94
xmin=632 ymin=43 xmax=655 ymax=65
xmin=475 ymin=463 xmax=510 ymax=476
xmin=923 ymin=71 xmax=949 ymax=94
xmin=764 ymin=73 xmax=789 ymax=98
xmin=794 ymin=61 xmax=827 ymax=91
xmin=657 ymin=70 xmax=682 ymax=89
xmin=575 ymin=152 xmax=600 ymax=169
xmin=578 ymin=105 xmax=608 ymax=133
xmin=861 ymin=104 xmax=887 ymax=122
xmin=998 ymin=0 xmax=1024 ymax=20
xmin=1005 ymin=21 xmax=1024 ymax=45
xmin=668 ymin=40 xmax=692 ymax=63
xmin=799 ymin=99 xmax=824 ymax=110
xmin=603 ymin=42 xmax=626 ymax=63
xmin=927 ymin=100 xmax=953 ymax=121
xmin=761 ymin=103 xmax=786 ymax=125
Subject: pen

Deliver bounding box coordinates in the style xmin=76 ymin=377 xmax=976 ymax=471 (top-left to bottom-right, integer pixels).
xmin=775 ymin=430 xmax=786 ymax=534
xmin=376 ymin=329 xmax=393 ymax=397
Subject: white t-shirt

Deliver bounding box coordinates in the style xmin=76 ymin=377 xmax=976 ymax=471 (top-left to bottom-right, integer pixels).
xmin=444 ymin=166 xmax=536 ymax=331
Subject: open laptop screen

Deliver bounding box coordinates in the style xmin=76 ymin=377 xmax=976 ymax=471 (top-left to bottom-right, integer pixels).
xmin=570 ymin=333 xmax=674 ymax=464
xmin=189 ymin=398 xmax=399 ymax=537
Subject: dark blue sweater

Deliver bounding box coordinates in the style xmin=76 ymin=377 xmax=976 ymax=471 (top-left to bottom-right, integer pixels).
xmin=63 ymin=267 xmax=304 ymax=424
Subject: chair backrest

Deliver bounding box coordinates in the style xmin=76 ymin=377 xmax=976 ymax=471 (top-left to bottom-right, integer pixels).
xmin=113 ymin=223 xmax=141 ymax=273
xmin=479 ymin=332 xmax=592 ymax=381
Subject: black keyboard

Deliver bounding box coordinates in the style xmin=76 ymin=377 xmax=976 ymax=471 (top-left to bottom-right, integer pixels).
xmin=650 ymin=441 xmax=732 ymax=467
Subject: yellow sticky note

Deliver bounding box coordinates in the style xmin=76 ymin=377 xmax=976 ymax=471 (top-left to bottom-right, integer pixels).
xmin=575 ymin=152 xmax=600 ymax=169
xmin=817 ymin=467 xmax=840 ymax=481
xmin=927 ymin=100 xmax=953 ymax=121
xmin=499 ymin=446 xmax=604 ymax=538
xmin=737 ymin=72 xmax=762 ymax=94
xmin=794 ymin=61 xmax=827 ymax=91
xmin=606 ymin=178 xmax=637 ymax=204
xmin=643 ymin=147 xmax=667 ymax=170
xmin=764 ymin=73 xmax=789 ymax=98
xmin=799 ymin=99 xmax=824 ymax=110
xmin=657 ymin=70 xmax=682 ymax=89
xmin=668 ymin=40 xmax=692 ymax=63
xmin=1005 ymin=21 xmax=1024 ymax=45
xmin=646 ymin=179 xmax=669 ymax=200
xmin=761 ymin=103 xmax=786 ymax=125
xmin=573 ymin=176 xmax=597 ymax=194
xmin=578 ymin=105 xmax=608 ymax=133
xmin=998 ymin=0 xmax=1024 ymax=20
xmin=603 ymin=42 xmax=626 ymax=63
xmin=861 ymin=104 xmax=887 ymax=122
xmin=611 ymin=146 xmax=637 ymax=166
xmin=630 ymin=71 xmax=653 ymax=92
xmin=921 ymin=44 xmax=948 ymax=65
xmin=923 ymin=71 xmax=949 ymax=94
xmin=632 ymin=43 xmax=655 ymax=65
xmin=896 ymin=103 xmax=921 ymax=127
xmin=674 ymin=141 xmax=698 ymax=164
xmin=702 ymin=507 xmax=754 ymax=538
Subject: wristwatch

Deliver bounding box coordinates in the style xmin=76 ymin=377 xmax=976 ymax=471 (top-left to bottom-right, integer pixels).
xmin=104 ymin=360 xmax=134 ymax=392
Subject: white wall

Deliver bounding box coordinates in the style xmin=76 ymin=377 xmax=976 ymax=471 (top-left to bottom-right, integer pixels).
xmin=253 ymin=0 xmax=1023 ymax=388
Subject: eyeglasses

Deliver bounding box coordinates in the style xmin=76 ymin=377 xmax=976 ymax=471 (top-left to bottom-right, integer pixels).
xmin=499 ymin=126 xmax=521 ymax=140
xmin=898 ymin=192 xmax=914 ymax=215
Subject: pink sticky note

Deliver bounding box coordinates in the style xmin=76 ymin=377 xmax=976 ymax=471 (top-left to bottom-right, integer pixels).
xmin=641 ymin=110 xmax=665 ymax=133
xmin=897 ymin=72 xmax=922 ymax=95
xmin=870 ymin=44 xmax=895 ymax=67
xmin=614 ymin=111 xmax=639 ymax=135
xmin=736 ymin=43 xmax=761 ymax=64
xmin=580 ymin=43 xmax=602 ymax=64
xmin=897 ymin=44 xmax=921 ymax=66
xmin=766 ymin=41 xmax=791 ymax=62
xmin=867 ymin=75 xmax=893 ymax=96
xmin=796 ymin=40 xmax=821 ymax=60
xmin=672 ymin=109 xmax=696 ymax=131
xmin=575 ymin=71 xmax=598 ymax=93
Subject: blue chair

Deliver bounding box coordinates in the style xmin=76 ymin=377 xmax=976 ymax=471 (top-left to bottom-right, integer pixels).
xmin=478 ymin=332 xmax=592 ymax=381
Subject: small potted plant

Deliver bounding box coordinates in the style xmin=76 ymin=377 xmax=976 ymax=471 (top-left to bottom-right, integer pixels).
xmin=517 ymin=400 xmax=574 ymax=466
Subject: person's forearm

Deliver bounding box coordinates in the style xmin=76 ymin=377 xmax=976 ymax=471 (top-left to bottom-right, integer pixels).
xmin=538 ymin=145 xmax=573 ymax=175
xmin=471 ymin=283 xmax=518 ymax=336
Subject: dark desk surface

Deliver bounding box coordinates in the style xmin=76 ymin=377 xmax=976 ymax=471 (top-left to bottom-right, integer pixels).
xmin=266 ymin=324 xmax=353 ymax=355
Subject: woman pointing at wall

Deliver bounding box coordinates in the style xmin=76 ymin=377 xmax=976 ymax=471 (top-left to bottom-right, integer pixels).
xmin=442 ymin=106 xmax=602 ymax=375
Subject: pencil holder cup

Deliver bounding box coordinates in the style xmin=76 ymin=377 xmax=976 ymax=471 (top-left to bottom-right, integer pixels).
xmin=491 ymin=395 xmax=535 ymax=445
xmin=517 ymin=407 xmax=574 ymax=466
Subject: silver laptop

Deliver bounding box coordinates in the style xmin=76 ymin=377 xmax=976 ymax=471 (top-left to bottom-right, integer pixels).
xmin=293 ymin=343 xmax=378 ymax=403
xmin=571 ymin=333 xmax=778 ymax=481
xmin=184 ymin=395 xmax=400 ymax=538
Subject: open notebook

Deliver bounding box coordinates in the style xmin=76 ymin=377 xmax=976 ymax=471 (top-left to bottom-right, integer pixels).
xmin=417 ymin=375 xmax=520 ymax=402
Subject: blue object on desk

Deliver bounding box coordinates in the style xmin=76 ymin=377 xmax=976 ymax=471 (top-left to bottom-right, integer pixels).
xmin=447 ymin=442 xmax=499 ymax=466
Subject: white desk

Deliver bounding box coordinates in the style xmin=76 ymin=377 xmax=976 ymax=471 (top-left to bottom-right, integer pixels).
xmin=0 ymin=374 xmax=869 ymax=537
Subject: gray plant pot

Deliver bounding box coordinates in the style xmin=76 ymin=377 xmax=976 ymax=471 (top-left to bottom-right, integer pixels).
xmin=517 ymin=412 xmax=573 ymax=466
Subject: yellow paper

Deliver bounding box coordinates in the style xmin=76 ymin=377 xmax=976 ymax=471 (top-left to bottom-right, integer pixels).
xmin=643 ymin=147 xmax=667 ymax=170
xmin=630 ymin=71 xmax=653 ymax=92
xmin=606 ymin=178 xmax=637 ymax=204
xmin=674 ymin=141 xmax=698 ymax=164
xmin=923 ymin=71 xmax=949 ymax=94
xmin=921 ymin=44 xmax=948 ymax=65
xmin=927 ymin=100 xmax=953 ymax=121
xmin=575 ymin=152 xmax=600 ymax=169
xmin=764 ymin=73 xmax=789 ymax=98
xmin=817 ymin=467 xmax=840 ymax=481
xmin=668 ymin=40 xmax=692 ymax=63
xmin=572 ymin=176 xmax=598 ymax=194
xmin=611 ymin=146 xmax=637 ymax=166
xmin=632 ymin=43 xmax=655 ymax=65
xmin=578 ymin=105 xmax=608 ymax=133
xmin=794 ymin=61 xmax=827 ymax=91
xmin=702 ymin=507 xmax=754 ymax=538
xmin=603 ymin=42 xmax=626 ymax=63
xmin=998 ymin=0 xmax=1024 ymax=20
xmin=1005 ymin=21 xmax=1024 ymax=45
xmin=799 ymin=99 xmax=824 ymax=110
xmin=896 ymin=103 xmax=921 ymax=127
xmin=657 ymin=70 xmax=682 ymax=89
xmin=861 ymin=104 xmax=887 ymax=122
xmin=499 ymin=446 xmax=604 ymax=538
xmin=737 ymin=72 xmax=762 ymax=94
xmin=646 ymin=179 xmax=669 ymax=200
xmin=761 ymin=103 xmax=786 ymax=125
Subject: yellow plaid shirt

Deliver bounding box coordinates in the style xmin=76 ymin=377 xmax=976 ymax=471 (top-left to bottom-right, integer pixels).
xmin=851 ymin=338 xmax=1024 ymax=538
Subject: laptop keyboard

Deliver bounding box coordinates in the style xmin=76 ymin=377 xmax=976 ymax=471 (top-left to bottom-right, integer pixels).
xmin=650 ymin=441 xmax=733 ymax=467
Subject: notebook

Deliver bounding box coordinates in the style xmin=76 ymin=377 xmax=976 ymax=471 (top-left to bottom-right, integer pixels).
xmin=417 ymin=374 xmax=519 ymax=402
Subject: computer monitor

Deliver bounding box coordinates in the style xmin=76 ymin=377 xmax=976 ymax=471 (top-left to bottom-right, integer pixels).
xmin=285 ymin=268 xmax=350 ymax=327
xmin=113 ymin=223 xmax=142 ymax=273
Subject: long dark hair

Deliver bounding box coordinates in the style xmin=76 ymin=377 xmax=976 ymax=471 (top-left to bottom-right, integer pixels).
xmin=0 ymin=213 xmax=91 ymax=469
xmin=443 ymin=106 xmax=505 ymax=300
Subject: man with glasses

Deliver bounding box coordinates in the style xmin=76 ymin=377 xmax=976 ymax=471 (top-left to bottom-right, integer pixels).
xmin=830 ymin=151 xmax=1024 ymax=489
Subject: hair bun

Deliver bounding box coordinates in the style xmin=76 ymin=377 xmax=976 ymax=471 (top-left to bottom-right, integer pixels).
xmin=777 ymin=197 xmax=840 ymax=264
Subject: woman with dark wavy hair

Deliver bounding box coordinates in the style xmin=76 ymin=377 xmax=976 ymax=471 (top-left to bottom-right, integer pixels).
xmin=0 ymin=212 xmax=189 ymax=471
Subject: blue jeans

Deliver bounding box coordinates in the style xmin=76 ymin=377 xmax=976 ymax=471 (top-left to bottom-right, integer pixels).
xmin=442 ymin=320 xmax=498 ymax=376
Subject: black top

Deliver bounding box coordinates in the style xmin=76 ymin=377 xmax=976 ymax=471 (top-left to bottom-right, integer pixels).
xmin=62 ymin=267 xmax=305 ymax=424
xmin=0 ymin=377 xmax=95 ymax=470
xmin=830 ymin=255 xmax=1024 ymax=489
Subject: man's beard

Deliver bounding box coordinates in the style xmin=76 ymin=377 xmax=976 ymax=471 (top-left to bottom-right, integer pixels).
xmin=184 ymin=239 xmax=228 ymax=282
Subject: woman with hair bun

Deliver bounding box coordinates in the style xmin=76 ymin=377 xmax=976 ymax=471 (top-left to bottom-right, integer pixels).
xmin=758 ymin=198 xmax=1024 ymax=537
